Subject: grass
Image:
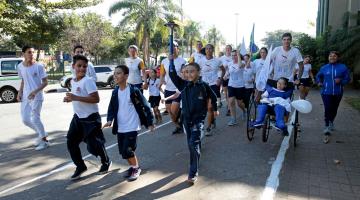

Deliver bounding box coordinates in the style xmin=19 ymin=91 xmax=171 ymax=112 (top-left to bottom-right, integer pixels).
xmin=345 ymin=97 xmax=360 ymax=112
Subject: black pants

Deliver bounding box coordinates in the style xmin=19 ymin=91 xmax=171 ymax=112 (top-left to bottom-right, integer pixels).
xmin=183 ymin=120 xmax=203 ymax=178
xmin=67 ymin=113 xmax=109 ymax=168
xmin=321 ymin=94 xmax=343 ymax=126
xmin=243 ymin=88 xmax=254 ymax=109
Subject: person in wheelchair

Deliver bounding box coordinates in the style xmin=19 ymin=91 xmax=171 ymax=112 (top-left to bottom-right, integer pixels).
xmin=251 ymin=77 xmax=292 ymax=136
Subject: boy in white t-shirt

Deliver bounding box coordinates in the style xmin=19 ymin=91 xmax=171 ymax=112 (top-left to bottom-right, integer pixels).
xmin=17 ymin=46 xmax=49 ymax=151
xmin=64 ymin=55 xmax=111 ymax=180
xmin=103 ymin=65 xmax=154 ymax=181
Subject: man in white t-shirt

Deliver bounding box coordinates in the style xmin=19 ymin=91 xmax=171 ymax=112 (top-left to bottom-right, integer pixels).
xmin=73 ymin=45 xmax=97 ymax=82
xmin=64 ymin=55 xmax=111 ymax=180
xmin=189 ymin=41 xmax=205 ymax=64
xmin=270 ymin=32 xmax=304 ymax=92
xmin=160 ymin=42 xmax=186 ymax=134
xmin=219 ymin=44 xmax=233 ymax=116
xmin=17 ymin=46 xmax=49 ymax=151
xmin=125 ymin=45 xmax=148 ymax=92
xmin=198 ymin=44 xmax=225 ymax=134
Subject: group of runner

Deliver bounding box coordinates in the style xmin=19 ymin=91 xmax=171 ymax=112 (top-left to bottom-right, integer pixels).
xmin=16 ymin=32 xmax=350 ymax=184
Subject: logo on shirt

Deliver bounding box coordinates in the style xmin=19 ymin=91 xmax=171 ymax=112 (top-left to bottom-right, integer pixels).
xmin=76 ymin=87 xmax=81 ymax=93
xmin=33 ymin=72 xmax=38 ymax=76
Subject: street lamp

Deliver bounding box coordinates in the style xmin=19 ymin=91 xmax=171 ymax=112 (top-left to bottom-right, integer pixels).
xmin=235 ymin=13 xmax=239 ymax=46
xmin=164 ymin=21 xmax=179 ymax=73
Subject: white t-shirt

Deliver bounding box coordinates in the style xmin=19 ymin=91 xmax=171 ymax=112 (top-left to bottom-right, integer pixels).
xmin=228 ymin=62 xmax=245 ymax=88
xmin=190 ymin=52 xmax=205 ymax=64
xmin=71 ymin=76 xmax=99 ymax=118
xmin=125 ymin=57 xmax=145 ymax=84
xmin=295 ymin=63 xmax=312 ymax=79
xmin=220 ymin=55 xmax=232 ymax=80
xmin=148 ymin=78 xmax=160 ymax=96
xmin=243 ymin=65 xmax=256 ymax=89
xmin=271 ymin=46 xmax=303 ymax=82
xmin=71 ymin=61 xmax=97 ymax=82
xmin=117 ymin=86 xmax=141 ymax=133
xmin=161 ymin=57 xmax=186 ymax=91
xmin=17 ymin=62 xmax=47 ymax=101
xmin=253 ymin=58 xmax=265 ymax=79
xmin=199 ymin=57 xmax=222 ymax=86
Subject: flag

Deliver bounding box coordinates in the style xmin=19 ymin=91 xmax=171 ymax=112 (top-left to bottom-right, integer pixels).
xmin=240 ymin=37 xmax=247 ymax=56
xmin=249 ymin=23 xmax=258 ymax=53
xmin=256 ymin=45 xmax=273 ymax=91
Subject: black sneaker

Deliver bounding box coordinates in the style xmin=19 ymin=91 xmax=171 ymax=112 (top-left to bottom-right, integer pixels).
xmin=123 ymin=167 xmax=134 ymax=178
xmin=172 ymin=127 xmax=183 ymax=134
xmin=226 ymin=110 xmax=231 ymax=116
xmin=128 ymin=167 xmax=142 ymax=181
xmin=71 ymin=166 xmax=87 ymax=180
xmin=98 ymin=161 xmax=112 ymax=175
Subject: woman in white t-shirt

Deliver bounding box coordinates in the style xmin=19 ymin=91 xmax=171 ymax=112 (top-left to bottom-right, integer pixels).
xmin=295 ymin=55 xmax=315 ymax=99
xmin=148 ymin=69 xmax=162 ymax=124
xmin=227 ymin=50 xmax=246 ymax=126
xmin=243 ymin=54 xmax=256 ymax=111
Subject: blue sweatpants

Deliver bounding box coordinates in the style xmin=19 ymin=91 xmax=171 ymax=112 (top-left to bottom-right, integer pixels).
xmin=255 ymin=104 xmax=287 ymax=130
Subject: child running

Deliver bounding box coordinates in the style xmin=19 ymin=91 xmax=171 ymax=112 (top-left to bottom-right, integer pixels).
xmin=148 ymin=69 xmax=162 ymax=124
xmin=252 ymin=77 xmax=292 ymax=136
xmin=64 ymin=55 xmax=111 ymax=180
xmin=103 ymin=65 xmax=154 ymax=181
xmin=169 ymin=62 xmax=218 ymax=184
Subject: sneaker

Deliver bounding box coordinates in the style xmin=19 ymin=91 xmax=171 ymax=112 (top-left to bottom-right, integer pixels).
xmin=35 ymin=141 xmax=50 ymax=151
xmin=205 ymin=126 xmax=213 ymax=136
xmin=123 ymin=167 xmax=133 ymax=178
xmin=187 ymin=175 xmax=198 ymax=184
xmin=282 ymin=129 xmax=289 ymax=136
xmin=34 ymin=137 xmax=42 ymax=147
xmin=323 ymin=135 xmax=330 ymax=144
xmin=226 ymin=110 xmax=231 ymax=116
xmin=227 ymin=118 xmax=237 ymax=126
xmin=323 ymin=126 xmax=331 ymax=135
xmin=241 ymin=111 xmax=247 ymax=120
xmin=98 ymin=161 xmax=112 ymax=175
xmin=211 ymin=119 xmax=216 ymax=129
xmin=71 ymin=166 xmax=87 ymax=180
xmin=329 ymin=122 xmax=334 ymax=131
xmin=172 ymin=127 xmax=183 ymax=134
xmin=128 ymin=167 xmax=141 ymax=181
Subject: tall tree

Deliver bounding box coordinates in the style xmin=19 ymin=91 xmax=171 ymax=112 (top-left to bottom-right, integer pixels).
xmin=205 ymin=26 xmax=225 ymax=55
xmin=109 ymin=0 xmax=182 ymax=65
xmin=261 ymin=29 xmax=303 ymax=48
xmin=150 ymin=19 xmax=168 ymax=66
xmin=183 ymin=20 xmax=201 ymax=55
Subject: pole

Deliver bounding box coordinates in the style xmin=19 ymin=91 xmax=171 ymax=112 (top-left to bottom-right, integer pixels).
xmin=165 ymin=21 xmax=178 ymax=73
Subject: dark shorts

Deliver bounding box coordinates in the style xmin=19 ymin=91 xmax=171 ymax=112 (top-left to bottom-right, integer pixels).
xmin=117 ymin=131 xmax=138 ymax=159
xmin=210 ymin=84 xmax=221 ymax=98
xmin=164 ymin=90 xmax=180 ymax=104
xmin=299 ymin=78 xmax=312 ymax=87
xmin=243 ymin=88 xmax=254 ymax=108
xmin=222 ymin=79 xmax=229 ymax=87
xmin=149 ymin=95 xmax=161 ymax=108
xmin=228 ymin=86 xmax=245 ymax=100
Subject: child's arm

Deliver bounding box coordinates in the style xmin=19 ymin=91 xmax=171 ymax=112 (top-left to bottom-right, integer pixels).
xmin=103 ymin=91 xmax=116 ymax=128
xmin=169 ymin=62 xmax=186 ymax=91
xmin=205 ymin=84 xmax=218 ymax=115
xmin=64 ymin=91 xmax=100 ymax=103
xmin=161 ymin=91 xmax=180 ymax=103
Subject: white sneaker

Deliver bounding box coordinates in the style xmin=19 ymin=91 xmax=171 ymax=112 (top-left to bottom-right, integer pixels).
xmin=35 ymin=141 xmax=50 ymax=151
xmin=34 ymin=137 xmax=42 ymax=147
xmin=227 ymin=118 xmax=237 ymax=126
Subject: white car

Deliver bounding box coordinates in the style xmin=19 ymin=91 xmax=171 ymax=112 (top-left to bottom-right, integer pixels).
xmin=60 ymin=65 xmax=116 ymax=90
xmin=0 ymin=57 xmax=23 ymax=103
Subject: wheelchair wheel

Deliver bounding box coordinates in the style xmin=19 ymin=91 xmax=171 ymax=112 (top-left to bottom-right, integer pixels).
xmin=246 ymin=99 xmax=257 ymax=141
xmin=262 ymin=114 xmax=271 ymax=142
xmin=293 ymin=110 xmax=299 ymax=147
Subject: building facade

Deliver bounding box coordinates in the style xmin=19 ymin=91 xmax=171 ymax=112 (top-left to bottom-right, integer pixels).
xmin=317 ymin=0 xmax=360 ymax=36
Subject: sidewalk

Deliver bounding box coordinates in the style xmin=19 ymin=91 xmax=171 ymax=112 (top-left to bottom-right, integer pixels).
xmin=275 ymin=88 xmax=360 ymax=200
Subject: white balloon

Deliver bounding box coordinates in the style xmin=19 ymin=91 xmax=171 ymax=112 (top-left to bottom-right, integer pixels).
xmin=291 ymin=100 xmax=312 ymax=114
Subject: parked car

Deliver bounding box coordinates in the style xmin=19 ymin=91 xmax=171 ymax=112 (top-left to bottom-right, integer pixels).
xmin=0 ymin=57 xmax=23 ymax=103
xmin=60 ymin=65 xmax=116 ymax=90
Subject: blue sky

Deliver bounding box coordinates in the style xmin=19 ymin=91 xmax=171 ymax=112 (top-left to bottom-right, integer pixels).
xmin=76 ymin=0 xmax=318 ymax=47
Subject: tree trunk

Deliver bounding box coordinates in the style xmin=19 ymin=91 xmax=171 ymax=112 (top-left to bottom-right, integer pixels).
xmin=142 ymin=30 xmax=150 ymax=67
xmin=189 ymin=38 xmax=193 ymax=56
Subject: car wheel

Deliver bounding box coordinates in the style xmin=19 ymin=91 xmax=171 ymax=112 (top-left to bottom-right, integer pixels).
xmin=0 ymin=87 xmax=17 ymax=103
xmin=109 ymin=78 xmax=116 ymax=88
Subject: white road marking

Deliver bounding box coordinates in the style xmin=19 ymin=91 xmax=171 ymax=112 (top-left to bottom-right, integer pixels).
xmin=261 ymin=111 xmax=296 ymax=200
xmin=0 ymin=121 xmax=172 ymax=196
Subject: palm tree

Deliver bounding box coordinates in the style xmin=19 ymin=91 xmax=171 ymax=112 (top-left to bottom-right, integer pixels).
xmin=183 ymin=20 xmax=201 ymax=55
xmin=109 ymin=0 xmax=181 ymax=65
xmin=205 ymin=26 xmax=225 ymax=55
